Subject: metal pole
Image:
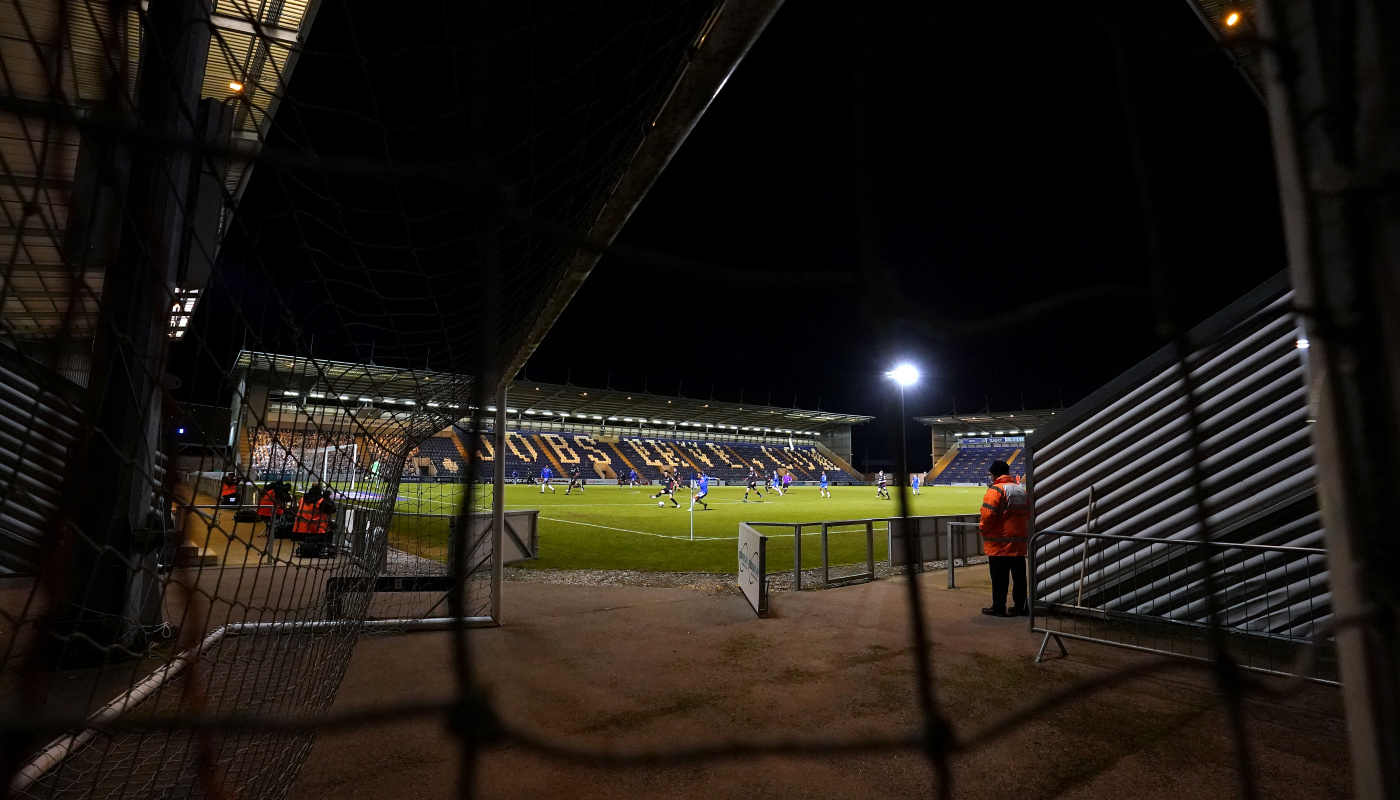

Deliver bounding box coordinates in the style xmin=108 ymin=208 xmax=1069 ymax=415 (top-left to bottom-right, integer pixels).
xmin=1255 ymin=3 xmax=1400 ymax=796
xmin=793 ymin=524 xmax=802 ymax=590
xmin=947 ymin=520 xmax=956 ymax=590
xmin=491 ymin=386 xmax=506 ymax=624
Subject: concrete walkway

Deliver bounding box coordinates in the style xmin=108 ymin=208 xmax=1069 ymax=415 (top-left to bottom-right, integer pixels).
xmin=291 ymin=569 xmax=1351 ymax=800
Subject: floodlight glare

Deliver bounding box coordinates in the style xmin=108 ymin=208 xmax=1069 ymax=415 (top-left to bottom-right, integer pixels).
xmin=1224 ymin=11 xmax=1240 ymax=26
xmin=886 ymin=364 xmax=919 ymax=386
xmin=229 ymin=81 xmax=244 ymax=92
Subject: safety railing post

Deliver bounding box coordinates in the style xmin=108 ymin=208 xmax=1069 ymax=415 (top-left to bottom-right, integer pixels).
xmin=821 ymin=523 xmax=830 ymax=587
xmin=793 ymin=524 xmax=802 ymax=591
xmin=865 ymin=521 xmax=875 ymax=579
xmin=947 ymin=519 xmax=956 ymax=590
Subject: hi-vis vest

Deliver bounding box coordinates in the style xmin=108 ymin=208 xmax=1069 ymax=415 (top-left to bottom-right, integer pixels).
xmin=980 ymin=476 xmax=1030 ymax=557
xmin=258 ymin=487 xmax=278 ymax=517
xmin=294 ymin=497 xmax=329 ymax=536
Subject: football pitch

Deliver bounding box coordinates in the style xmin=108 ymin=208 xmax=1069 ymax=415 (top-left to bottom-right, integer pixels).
xmin=386 ymin=483 xmax=985 ymax=573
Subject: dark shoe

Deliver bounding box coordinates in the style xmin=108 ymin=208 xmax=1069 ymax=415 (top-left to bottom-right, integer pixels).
xmin=1010 ymin=606 xmax=1029 ymax=617
xmin=981 ymin=607 xmax=1008 ymax=617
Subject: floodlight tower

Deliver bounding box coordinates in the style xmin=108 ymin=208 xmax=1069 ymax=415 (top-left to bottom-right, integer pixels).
xmin=885 ymin=363 xmax=919 ymax=487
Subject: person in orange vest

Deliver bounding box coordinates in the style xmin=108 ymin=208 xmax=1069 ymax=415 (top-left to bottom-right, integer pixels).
xmin=258 ymin=480 xmax=289 ymax=536
xmin=219 ymin=473 xmax=241 ymax=505
xmin=979 ymin=460 xmax=1030 ymax=617
xmin=292 ymin=485 xmax=337 ymax=539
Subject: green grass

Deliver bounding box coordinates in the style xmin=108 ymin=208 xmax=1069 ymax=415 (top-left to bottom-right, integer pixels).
xmin=385 ymin=483 xmax=984 ymax=573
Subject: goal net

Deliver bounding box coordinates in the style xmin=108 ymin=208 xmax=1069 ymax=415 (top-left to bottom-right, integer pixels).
xmin=0 ymin=0 xmax=725 ymax=797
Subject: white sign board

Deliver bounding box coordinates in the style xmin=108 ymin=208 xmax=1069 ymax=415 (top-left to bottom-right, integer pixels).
xmin=737 ymin=523 xmax=768 ymax=617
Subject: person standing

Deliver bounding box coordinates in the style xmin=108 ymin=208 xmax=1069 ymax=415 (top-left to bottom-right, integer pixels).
xmin=539 ymin=465 xmax=555 ymax=493
xmin=565 ymin=466 xmax=585 ymax=494
xmin=911 ymin=472 xmax=921 ymax=495
xmin=651 ymin=471 xmax=680 ymax=508
xmin=876 ymin=470 xmax=890 ymax=500
xmin=743 ymin=468 xmax=764 ymax=502
xmin=819 ymin=471 xmax=831 ymax=498
xmin=690 ymin=471 xmax=710 ymax=511
xmin=979 ymin=460 xmax=1030 ymax=617
xmin=781 ymin=471 xmax=793 ymax=494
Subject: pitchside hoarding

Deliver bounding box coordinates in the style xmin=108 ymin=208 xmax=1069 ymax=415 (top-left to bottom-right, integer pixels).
xmin=737 ymin=523 xmax=768 ymax=617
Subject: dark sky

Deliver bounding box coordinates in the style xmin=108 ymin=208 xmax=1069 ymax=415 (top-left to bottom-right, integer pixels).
xmin=185 ymin=1 xmax=1285 ymax=471
xmin=525 ymin=1 xmax=1285 ymax=469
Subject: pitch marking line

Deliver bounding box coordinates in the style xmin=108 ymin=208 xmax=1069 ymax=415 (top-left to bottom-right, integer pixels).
xmin=534 ymin=515 xmax=736 ymax=541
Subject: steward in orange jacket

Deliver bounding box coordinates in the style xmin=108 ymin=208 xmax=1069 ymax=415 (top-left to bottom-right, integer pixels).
xmin=292 ymin=485 xmax=337 ymax=539
xmin=220 ymin=473 xmax=241 ymax=505
xmin=979 ymin=460 xmax=1030 ymax=617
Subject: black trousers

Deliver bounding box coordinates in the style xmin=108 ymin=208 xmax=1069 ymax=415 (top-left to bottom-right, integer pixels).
xmin=988 ymin=555 xmax=1027 ymax=612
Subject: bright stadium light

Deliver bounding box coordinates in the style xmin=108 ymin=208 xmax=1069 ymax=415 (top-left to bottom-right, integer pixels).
xmin=1224 ymin=10 xmax=1240 ymax=26
xmin=886 ymin=364 xmax=919 ymax=387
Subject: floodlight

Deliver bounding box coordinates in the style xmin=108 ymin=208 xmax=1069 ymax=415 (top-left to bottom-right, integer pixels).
xmin=1224 ymin=11 xmax=1240 ymax=26
xmin=229 ymin=81 xmax=244 ymax=92
xmin=886 ymin=364 xmax=919 ymax=386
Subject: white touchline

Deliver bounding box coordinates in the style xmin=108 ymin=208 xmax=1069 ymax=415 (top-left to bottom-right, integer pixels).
xmin=535 ymin=516 xmax=736 ymax=541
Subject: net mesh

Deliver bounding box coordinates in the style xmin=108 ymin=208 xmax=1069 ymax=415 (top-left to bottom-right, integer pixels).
xmin=0 ymin=0 xmax=718 ymax=797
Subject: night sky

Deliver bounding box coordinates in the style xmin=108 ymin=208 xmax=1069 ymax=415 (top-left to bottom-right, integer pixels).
xmin=185 ymin=1 xmax=1286 ymax=471
xmin=525 ymin=1 xmax=1285 ymax=469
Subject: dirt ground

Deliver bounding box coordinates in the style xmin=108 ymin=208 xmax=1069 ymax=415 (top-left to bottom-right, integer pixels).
xmin=290 ymin=569 xmax=1352 ymax=800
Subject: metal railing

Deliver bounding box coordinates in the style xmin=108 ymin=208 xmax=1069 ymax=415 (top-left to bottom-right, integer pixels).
xmin=746 ymin=514 xmax=982 ymax=590
xmin=1030 ymin=530 xmax=1336 ymax=684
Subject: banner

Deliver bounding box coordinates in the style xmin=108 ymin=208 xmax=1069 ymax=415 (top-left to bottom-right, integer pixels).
xmin=958 ymin=436 xmax=1025 ymax=447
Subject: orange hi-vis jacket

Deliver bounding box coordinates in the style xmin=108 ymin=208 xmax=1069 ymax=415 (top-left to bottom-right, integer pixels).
xmin=979 ymin=475 xmax=1030 ymax=557
xmin=293 ymin=497 xmax=330 ymax=536
xmin=221 ymin=480 xmax=239 ymax=502
xmin=258 ymin=487 xmax=279 ymax=518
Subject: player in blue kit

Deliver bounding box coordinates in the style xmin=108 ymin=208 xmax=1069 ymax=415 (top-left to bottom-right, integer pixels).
xmin=911 ymin=473 xmax=921 ymax=495
xmin=820 ymin=471 xmax=831 ymax=498
xmin=628 ymin=468 xmax=639 ymax=488
xmin=690 ymin=471 xmax=710 ymax=510
xmin=539 ymin=465 xmax=555 ymax=493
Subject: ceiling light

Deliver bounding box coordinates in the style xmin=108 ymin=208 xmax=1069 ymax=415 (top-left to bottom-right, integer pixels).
xmin=229 ymin=81 xmax=244 ymax=92
xmin=1224 ymin=11 xmax=1240 ymax=26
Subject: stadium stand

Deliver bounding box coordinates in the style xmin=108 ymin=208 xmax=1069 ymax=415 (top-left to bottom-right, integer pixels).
xmin=249 ymin=429 xmax=357 ymax=481
xmin=928 ymin=439 xmax=1026 ymax=485
xmin=431 ymin=427 xmax=859 ymax=483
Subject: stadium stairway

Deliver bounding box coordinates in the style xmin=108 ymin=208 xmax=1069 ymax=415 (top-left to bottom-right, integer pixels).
xmin=926 ymin=445 xmax=958 ymax=483
xmin=812 ymin=441 xmax=863 ymax=479
xmin=606 ymin=440 xmax=641 ymax=479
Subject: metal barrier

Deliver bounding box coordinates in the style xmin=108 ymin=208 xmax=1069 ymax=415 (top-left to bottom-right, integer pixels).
xmin=746 ymin=514 xmax=982 ymax=590
xmin=1030 ymin=530 xmax=1336 ymax=684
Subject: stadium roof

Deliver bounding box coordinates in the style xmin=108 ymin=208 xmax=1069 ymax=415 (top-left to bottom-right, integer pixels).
xmin=507 ymin=379 xmax=871 ymax=434
xmin=1185 ymin=0 xmax=1263 ymax=99
xmin=914 ymin=409 xmax=1063 ymax=437
xmin=235 ymin=351 xmax=871 ymax=435
xmin=0 ymin=1 xmax=321 ymax=344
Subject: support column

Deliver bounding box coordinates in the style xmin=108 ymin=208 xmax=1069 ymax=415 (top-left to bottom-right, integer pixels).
xmin=1257 ymin=3 xmax=1400 ymax=797
xmin=54 ymin=0 xmax=213 ymax=666
xmin=490 ymin=386 xmax=506 ymax=624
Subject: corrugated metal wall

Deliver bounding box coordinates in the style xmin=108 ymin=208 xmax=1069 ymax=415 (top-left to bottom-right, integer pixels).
xmin=1026 ymin=273 xmax=1330 ymax=638
xmin=0 ymin=346 xmax=84 ymax=575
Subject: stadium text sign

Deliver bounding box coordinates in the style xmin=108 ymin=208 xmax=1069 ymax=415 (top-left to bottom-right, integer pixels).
xmin=737 ymin=523 xmax=768 ymax=618
xmin=959 ymin=436 xmax=1025 ymax=447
